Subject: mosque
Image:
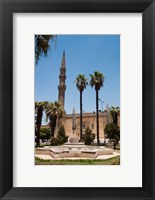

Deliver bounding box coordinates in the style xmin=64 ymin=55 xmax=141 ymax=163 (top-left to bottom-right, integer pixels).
xmin=54 ymin=51 xmax=120 ymax=142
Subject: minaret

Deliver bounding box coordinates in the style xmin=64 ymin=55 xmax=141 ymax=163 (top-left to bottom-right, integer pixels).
xmin=58 ymin=51 xmax=66 ymax=108
xmin=106 ymin=104 xmax=111 ymax=124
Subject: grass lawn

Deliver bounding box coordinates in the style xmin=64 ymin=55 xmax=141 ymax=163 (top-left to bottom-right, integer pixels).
xmin=35 ymin=156 xmax=120 ymax=165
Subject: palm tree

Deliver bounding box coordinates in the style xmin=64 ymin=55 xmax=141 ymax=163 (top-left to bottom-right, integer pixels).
xmin=90 ymin=71 xmax=105 ymax=145
xmin=35 ymin=35 xmax=57 ymax=64
xmin=45 ymin=101 xmax=63 ymax=137
xmin=35 ymin=101 xmax=48 ymax=147
xmin=75 ymin=74 xmax=88 ymax=141
xmin=110 ymin=106 xmax=120 ymax=125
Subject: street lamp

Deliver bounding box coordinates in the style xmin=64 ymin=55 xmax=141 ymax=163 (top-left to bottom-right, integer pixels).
xmin=99 ymin=98 xmax=104 ymax=112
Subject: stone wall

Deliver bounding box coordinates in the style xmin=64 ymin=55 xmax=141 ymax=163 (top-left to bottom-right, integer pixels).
xmin=42 ymin=111 xmax=120 ymax=141
xmin=63 ymin=111 xmax=120 ymax=140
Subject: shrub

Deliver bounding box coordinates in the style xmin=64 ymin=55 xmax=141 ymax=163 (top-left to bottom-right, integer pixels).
xmin=40 ymin=132 xmax=47 ymax=140
xmin=84 ymin=126 xmax=95 ymax=145
xmin=57 ymin=124 xmax=65 ymax=137
xmin=91 ymin=133 xmax=95 ymax=141
xmin=40 ymin=127 xmax=50 ymax=140
xmin=57 ymin=124 xmax=68 ymax=144
xmin=51 ymin=137 xmax=59 ymax=146
xmin=57 ymin=125 xmax=68 ymax=142
xmin=84 ymin=134 xmax=92 ymax=145
xmin=51 ymin=124 xmax=68 ymax=146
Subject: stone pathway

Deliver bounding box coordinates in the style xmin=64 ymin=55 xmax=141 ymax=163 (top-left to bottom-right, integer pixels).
xmin=96 ymin=151 xmax=120 ymax=159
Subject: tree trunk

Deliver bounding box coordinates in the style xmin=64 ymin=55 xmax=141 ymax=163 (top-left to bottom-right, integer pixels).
xmin=36 ymin=106 xmax=43 ymax=147
xmin=80 ymin=90 xmax=83 ymax=141
xmin=96 ymin=89 xmax=99 ymax=145
xmin=51 ymin=123 xmax=56 ymax=137
xmin=36 ymin=126 xmax=40 ymax=147
xmin=50 ymin=115 xmax=57 ymax=137
xmin=51 ymin=127 xmax=54 ymax=137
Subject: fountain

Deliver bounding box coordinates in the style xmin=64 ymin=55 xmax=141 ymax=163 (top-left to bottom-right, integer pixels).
xmin=36 ymin=143 xmax=113 ymax=159
xmin=35 ymin=107 xmax=113 ymax=159
xmin=36 ymin=134 xmax=113 ymax=159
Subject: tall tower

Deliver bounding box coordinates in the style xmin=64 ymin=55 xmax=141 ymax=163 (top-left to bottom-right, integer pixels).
xmin=58 ymin=51 xmax=66 ymax=108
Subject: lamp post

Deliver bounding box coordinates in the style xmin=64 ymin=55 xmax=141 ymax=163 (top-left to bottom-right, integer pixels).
xmin=99 ymin=98 xmax=106 ymax=144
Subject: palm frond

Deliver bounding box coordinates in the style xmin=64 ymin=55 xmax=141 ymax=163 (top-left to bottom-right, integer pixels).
xmin=89 ymin=71 xmax=105 ymax=90
xmin=75 ymin=74 xmax=88 ymax=92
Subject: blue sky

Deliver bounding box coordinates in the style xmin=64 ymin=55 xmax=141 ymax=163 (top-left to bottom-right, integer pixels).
xmin=35 ymin=35 xmax=120 ymax=114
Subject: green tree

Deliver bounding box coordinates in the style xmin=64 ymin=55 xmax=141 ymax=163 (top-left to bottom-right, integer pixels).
xmin=104 ymin=123 xmax=120 ymax=149
xmin=110 ymin=106 xmax=120 ymax=125
xmin=75 ymin=74 xmax=88 ymax=141
xmin=35 ymin=101 xmax=48 ymax=147
xmin=35 ymin=35 xmax=57 ymax=64
xmin=90 ymin=71 xmax=105 ymax=145
xmin=45 ymin=101 xmax=63 ymax=137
